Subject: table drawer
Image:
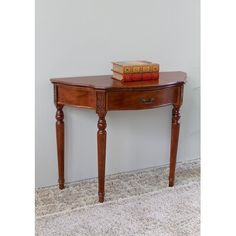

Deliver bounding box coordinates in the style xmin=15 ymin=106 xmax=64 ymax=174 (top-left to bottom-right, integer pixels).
xmin=107 ymin=87 xmax=180 ymax=110
xmin=57 ymin=85 xmax=96 ymax=108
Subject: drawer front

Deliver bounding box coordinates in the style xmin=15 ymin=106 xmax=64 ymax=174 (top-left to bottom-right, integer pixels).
xmin=107 ymin=87 xmax=180 ymax=110
xmin=57 ymin=85 xmax=96 ymax=108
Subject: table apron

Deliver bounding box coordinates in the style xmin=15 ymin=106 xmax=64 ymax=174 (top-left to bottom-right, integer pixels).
xmin=56 ymin=85 xmax=96 ymax=109
xmin=55 ymin=85 xmax=183 ymax=111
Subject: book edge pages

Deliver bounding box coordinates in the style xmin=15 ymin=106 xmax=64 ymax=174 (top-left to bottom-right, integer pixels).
xmin=112 ymin=71 xmax=123 ymax=81
xmin=112 ymin=63 xmax=159 ymax=69
xmin=112 ymin=61 xmax=156 ymax=66
xmin=111 ymin=69 xmax=159 ymax=75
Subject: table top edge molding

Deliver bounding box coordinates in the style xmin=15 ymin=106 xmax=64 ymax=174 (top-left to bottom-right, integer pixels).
xmin=50 ymin=71 xmax=187 ymax=91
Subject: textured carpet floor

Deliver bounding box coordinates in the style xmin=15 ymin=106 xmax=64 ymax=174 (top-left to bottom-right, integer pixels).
xmin=36 ymin=161 xmax=200 ymax=236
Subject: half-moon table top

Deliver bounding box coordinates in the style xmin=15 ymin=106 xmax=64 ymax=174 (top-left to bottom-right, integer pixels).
xmin=50 ymin=71 xmax=187 ymax=90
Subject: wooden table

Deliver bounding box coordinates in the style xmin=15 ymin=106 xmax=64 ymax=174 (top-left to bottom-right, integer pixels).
xmin=51 ymin=71 xmax=186 ymax=203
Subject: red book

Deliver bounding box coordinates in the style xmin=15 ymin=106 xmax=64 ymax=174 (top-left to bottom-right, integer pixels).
xmin=112 ymin=71 xmax=159 ymax=82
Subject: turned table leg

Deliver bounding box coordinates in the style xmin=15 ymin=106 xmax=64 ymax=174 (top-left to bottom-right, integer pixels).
xmin=169 ymin=105 xmax=181 ymax=187
xmin=56 ymin=105 xmax=65 ymax=189
xmin=96 ymin=91 xmax=107 ymax=203
xmin=97 ymin=113 xmax=107 ymax=202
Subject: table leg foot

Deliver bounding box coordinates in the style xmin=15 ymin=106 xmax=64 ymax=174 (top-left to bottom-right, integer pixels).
xmin=98 ymin=193 xmax=104 ymax=203
xmin=169 ymin=178 xmax=174 ymax=187
xmin=59 ymin=181 xmax=65 ymax=190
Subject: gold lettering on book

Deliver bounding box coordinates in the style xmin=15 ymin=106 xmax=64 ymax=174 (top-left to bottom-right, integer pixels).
xmin=143 ymin=66 xmax=150 ymax=72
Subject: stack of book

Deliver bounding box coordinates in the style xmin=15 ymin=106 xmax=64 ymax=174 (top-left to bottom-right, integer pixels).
xmin=112 ymin=60 xmax=159 ymax=82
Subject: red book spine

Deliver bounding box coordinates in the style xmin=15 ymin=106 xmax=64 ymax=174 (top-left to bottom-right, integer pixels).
xmin=123 ymin=72 xmax=159 ymax=81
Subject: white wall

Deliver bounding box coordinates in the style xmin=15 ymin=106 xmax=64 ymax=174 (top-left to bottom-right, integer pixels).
xmin=36 ymin=0 xmax=200 ymax=187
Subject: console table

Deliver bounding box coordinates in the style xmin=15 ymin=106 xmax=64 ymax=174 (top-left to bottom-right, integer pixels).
xmin=50 ymin=71 xmax=186 ymax=203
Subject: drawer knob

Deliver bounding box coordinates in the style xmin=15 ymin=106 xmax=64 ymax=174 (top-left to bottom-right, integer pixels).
xmin=140 ymin=97 xmax=155 ymax=104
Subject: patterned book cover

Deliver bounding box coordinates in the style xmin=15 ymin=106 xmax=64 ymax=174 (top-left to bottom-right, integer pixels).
xmin=112 ymin=61 xmax=159 ymax=74
xmin=112 ymin=71 xmax=159 ymax=82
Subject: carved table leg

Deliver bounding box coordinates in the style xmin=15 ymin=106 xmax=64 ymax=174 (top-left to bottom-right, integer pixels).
xmin=96 ymin=91 xmax=107 ymax=203
xmin=56 ymin=105 xmax=65 ymax=189
xmin=169 ymin=105 xmax=181 ymax=187
xmin=97 ymin=113 xmax=107 ymax=202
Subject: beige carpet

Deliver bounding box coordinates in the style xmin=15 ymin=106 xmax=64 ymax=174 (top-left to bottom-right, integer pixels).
xmin=36 ymin=161 xmax=200 ymax=235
